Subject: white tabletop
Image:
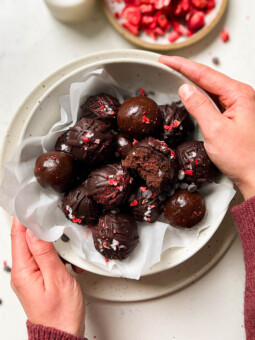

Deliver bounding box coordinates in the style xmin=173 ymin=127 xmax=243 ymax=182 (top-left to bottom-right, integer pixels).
xmin=0 ymin=1 xmax=254 ymax=339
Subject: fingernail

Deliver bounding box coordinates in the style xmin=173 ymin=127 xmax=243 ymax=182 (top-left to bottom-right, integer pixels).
xmin=179 ymin=84 xmax=200 ymax=101
xmin=26 ymin=229 xmax=39 ymax=241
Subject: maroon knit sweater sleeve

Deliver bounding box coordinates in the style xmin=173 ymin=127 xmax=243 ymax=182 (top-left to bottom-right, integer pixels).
xmin=26 ymin=320 xmax=88 ymax=340
xmin=232 ymin=195 xmax=255 ymax=340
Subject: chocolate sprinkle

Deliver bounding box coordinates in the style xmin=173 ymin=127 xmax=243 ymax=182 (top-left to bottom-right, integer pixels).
xmin=61 ymin=234 xmax=70 ymax=242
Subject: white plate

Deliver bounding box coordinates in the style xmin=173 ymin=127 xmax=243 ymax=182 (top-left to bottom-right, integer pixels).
xmin=0 ymin=49 xmax=234 ymax=277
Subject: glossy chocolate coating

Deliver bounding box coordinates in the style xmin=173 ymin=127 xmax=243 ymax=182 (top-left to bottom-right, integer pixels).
xmin=67 ymin=118 xmax=115 ymax=164
xmin=92 ymin=212 xmax=139 ymax=260
xmin=116 ymin=133 xmax=133 ymax=159
xmin=129 ymin=185 xmax=164 ymax=223
xmin=176 ymin=141 xmax=217 ymax=185
xmin=86 ymin=163 xmax=133 ymax=210
xmin=159 ymin=101 xmax=195 ymax=147
xmin=117 ymin=96 xmax=162 ymax=139
xmin=80 ymin=93 xmax=120 ymax=124
xmin=72 ymin=161 xmax=90 ymax=188
xmin=122 ymin=137 xmax=178 ymax=193
xmin=34 ymin=151 xmax=74 ymax=193
xmin=164 ymin=190 xmax=206 ymax=228
xmin=55 ymin=130 xmax=72 ymax=154
xmin=62 ymin=184 xmax=101 ymax=225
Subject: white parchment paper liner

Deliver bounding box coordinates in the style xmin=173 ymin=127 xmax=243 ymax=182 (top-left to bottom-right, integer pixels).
xmin=0 ymin=69 xmax=236 ymax=279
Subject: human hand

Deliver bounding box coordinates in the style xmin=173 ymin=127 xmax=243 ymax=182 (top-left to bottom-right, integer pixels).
xmin=159 ymin=56 xmax=255 ymax=200
xmin=10 ymin=217 xmax=85 ymax=338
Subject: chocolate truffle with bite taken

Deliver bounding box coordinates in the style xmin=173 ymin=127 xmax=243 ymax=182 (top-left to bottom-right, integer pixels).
xmin=62 ymin=184 xmax=101 ymax=225
xmin=67 ymin=118 xmax=115 ymax=165
xmin=92 ymin=211 xmax=139 ymax=260
xmin=159 ymin=101 xmax=195 ymax=147
xmin=86 ymin=163 xmax=133 ymax=210
xmin=129 ymin=184 xmax=165 ymax=223
xmin=117 ymin=96 xmax=162 ymax=139
xmin=34 ymin=151 xmax=74 ymax=193
xmin=164 ymin=190 xmax=206 ymax=228
xmin=122 ymin=137 xmax=178 ymax=193
xmin=176 ymin=140 xmax=217 ymax=185
xmin=115 ymin=133 xmax=133 ymax=159
xmin=80 ymin=93 xmax=121 ymax=124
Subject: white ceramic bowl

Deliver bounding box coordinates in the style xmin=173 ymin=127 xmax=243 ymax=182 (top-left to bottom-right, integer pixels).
xmin=1 ymin=50 xmax=233 ymax=277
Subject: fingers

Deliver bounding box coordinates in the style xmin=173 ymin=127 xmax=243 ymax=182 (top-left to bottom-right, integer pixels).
xmin=11 ymin=217 xmax=36 ymax=273
xmin=26 ymin=229 xmax=69 ymax=285
xmin=159 ymin=56 xmax=242 ymax=107
xmin=178 ymin=84 xmax=224 ymax=138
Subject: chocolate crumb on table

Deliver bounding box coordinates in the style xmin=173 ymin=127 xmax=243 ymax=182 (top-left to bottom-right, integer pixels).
xmin=3 ymin=260 xmax=11 ymax=273
xmin=212 ymin=57 xmax=220 ymax=65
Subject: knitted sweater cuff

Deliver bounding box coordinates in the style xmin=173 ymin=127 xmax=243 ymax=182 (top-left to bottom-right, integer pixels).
xmin=231 ymin=195 xmax=255 ymax=238
xmin=26 ymin=320 xmax=88 ymax=340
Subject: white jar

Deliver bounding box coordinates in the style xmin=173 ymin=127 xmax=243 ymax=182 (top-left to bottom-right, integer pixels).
xmin=44 ymin=0 xmax=96 ymax=24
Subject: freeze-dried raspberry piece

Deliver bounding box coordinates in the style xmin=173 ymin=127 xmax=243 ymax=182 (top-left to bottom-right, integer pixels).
xmin=123 ymin=21 xmax=139 ymax=35
xmin=154 ymin=0 xmax=171 ymax=10
xmin=122 ymin=5 xmax=141 ymax=26
xmin=168 ymin=31 xmax=181 ymax=43
xmin=186 ymin=11 xmax=205 ymax=31
xmin=220 ymin=28 xmax=229 ymax=42
xmin=139 ymin=4 xmax=154 ymax=14
xmin=191 ymin=0 xmax=208 ymax=9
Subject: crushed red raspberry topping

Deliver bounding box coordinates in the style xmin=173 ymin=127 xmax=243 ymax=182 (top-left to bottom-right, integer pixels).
xmin=82 ymin=137 xmax=90 ymax=143
xmin=139 ymin=88 xmax=145 ymax=96
xmin=164 ymin=123 xmax=173 ymax=131
xmin=142 ymin=115 xmax=150 ymax=124
xmin=108 ymin=179 xmax=119 ymax=186
xmin=72 ymin=217 xmax=82 ymax=223
xmin=173 ymin=120 xmax=181 ymax=127
xmin=114 ymin=0 xmax=215 ymax=43
xmin=130 ymin=199 xmax=138 ymax=206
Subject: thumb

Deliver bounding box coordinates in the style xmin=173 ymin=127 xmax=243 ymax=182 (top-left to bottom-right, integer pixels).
xmin=26 ymin=229 xmax=69 ymax=283
xmin=179 ymin=84 xmax=222 ymax=138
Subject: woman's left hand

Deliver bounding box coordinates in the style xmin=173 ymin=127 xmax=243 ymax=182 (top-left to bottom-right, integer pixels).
xmin=10 ymin=217 xmax=85 ymax=338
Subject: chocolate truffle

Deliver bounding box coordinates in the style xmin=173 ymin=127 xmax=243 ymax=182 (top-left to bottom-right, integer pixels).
xmin=86 ymin=163 xmax=133 ymax=210
xmin=80 ymin=93 xmax=120 ymax=124
xmin=34 ymin=151 xmax=74 ymax=193
xmin=164 ymin=190 xmax=206 ymax=228
xmin=129 ymin=185 xmax=164 ymax=223
xmin=159 ymin=101 xmax=195 ymax=147
xmin=55 ymin=131 xmax=72 ymax=154
xmin=67 ymin=118 xmax=115 ymax=165
xmin=72 ymin=161 xmax=90 ymax=188
xmin=92 ymin=212 xmax=139 ymax=260
xmin=116 ymin=133 xmax=133 ymax=159
xmin=117 ymin=96 xmax=162 ymax=139
xmin=122 ymin=137 xmax=178 ymax=193
xmin=176 ymin=141 xmax=217 ymax=185
xmin=62 ymin=184 xmax=101 ymax=225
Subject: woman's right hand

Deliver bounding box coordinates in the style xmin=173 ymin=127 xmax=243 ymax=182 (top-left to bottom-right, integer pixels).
xmin=159 ymin=56 xmax=255 ymax=200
